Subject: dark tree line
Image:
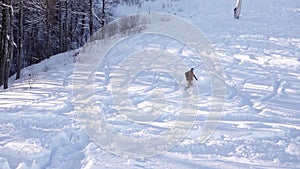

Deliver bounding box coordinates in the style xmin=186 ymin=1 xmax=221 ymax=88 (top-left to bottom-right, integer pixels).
xmin=0 ymin=0 xmax=121 ymax=89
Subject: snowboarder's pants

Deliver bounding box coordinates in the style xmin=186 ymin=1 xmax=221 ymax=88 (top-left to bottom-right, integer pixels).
xmin=187 ymin=80 xmax=193 ymax=87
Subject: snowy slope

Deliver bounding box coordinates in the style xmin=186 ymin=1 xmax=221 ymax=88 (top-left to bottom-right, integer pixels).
xmin=1 ymin=0 xmax=300 ymax=168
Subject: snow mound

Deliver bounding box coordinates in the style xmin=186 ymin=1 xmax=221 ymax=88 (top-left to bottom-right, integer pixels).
xmin=286 ymin=137 xmax=300 ymax=157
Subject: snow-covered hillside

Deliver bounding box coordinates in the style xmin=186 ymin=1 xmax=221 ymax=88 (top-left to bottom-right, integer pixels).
xmin=1 ymin=0 xmax=300 ymax=168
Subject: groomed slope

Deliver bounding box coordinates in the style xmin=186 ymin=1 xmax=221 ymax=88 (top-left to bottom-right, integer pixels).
xmin=0 ymin=0 xmax=299 ymax=168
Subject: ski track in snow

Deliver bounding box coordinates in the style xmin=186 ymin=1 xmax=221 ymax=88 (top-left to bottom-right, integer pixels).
xmin=1 ymin=0 xmax=300 ymax=168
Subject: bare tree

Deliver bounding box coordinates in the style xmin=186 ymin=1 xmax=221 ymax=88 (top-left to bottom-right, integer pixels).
xmin=89 ymin=0 xmax=94 ymax=37
xmin=101 ymin=0 xmax=105 ymax=27
xmin=64 ymin=0 xmax=69 ymax=51
xmin=1 ymin=0 xmax=14 ymax=89
xmin=0 ymin=0 xmax=118 ymax=89
xmin=45 ymin=0 xmax=51 ymax=58
xmin=16 ymin=0 xmax=23 ymax=80
xmin=0 ymin=1 xmax=4 ymax=86
xmin=0 ymin=0 xmax=7 ymax=87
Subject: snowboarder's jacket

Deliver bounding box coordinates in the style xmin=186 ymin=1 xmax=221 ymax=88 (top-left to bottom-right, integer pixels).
xmin=185 ymin=69 xmax=198 ymax=81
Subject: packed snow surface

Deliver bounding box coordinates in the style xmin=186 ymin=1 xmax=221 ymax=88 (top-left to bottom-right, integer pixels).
xmin=1 ymin=0 xmax=300 ymax=168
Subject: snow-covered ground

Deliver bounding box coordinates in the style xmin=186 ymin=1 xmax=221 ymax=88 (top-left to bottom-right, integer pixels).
xmin=1 ymin=0 xmax=300 ymax=168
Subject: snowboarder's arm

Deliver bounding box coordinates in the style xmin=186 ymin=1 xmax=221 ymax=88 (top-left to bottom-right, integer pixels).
xmin=194 ymin=75 xmax=198 ymax=81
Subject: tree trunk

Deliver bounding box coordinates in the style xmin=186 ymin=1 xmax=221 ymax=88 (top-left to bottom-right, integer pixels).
xmin=101 ymin=0 xmax=105 ymax=27
xmin=1 ymin=0 xmax=9 ymax=88
xmin=81 ymin=10 xmax=86 ymax=45
xmin=59 ymin=0 xmax=63 ymax=52
xmin=4 ymin=0 xmax=14 ymax=89
xmin=69 ymin=1 xmax=74 ymax=47
xmin=46 ymin=0 xmax=51 ymax=58
xmin=64 ymin=0 xmax=69 ymax=51
xmin=16 ymin=0 xmax=23 ymax=80
xmin=0 ymin=0 xmax=6 ymax=87
xmin=89 ymin=0 xmax=94 ymax=37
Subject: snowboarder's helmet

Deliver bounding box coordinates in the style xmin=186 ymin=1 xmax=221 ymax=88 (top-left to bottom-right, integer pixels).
xmin=191 ymin=68 xmax=194 ymax=71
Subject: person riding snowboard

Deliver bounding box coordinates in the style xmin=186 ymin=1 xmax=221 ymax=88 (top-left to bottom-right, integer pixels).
xmin=185 ymin=68 xmax=198 ymax=87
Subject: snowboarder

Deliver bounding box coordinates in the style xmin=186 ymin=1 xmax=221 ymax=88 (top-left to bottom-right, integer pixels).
xmin=185 ymin=68 xmax=198 ymax=88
